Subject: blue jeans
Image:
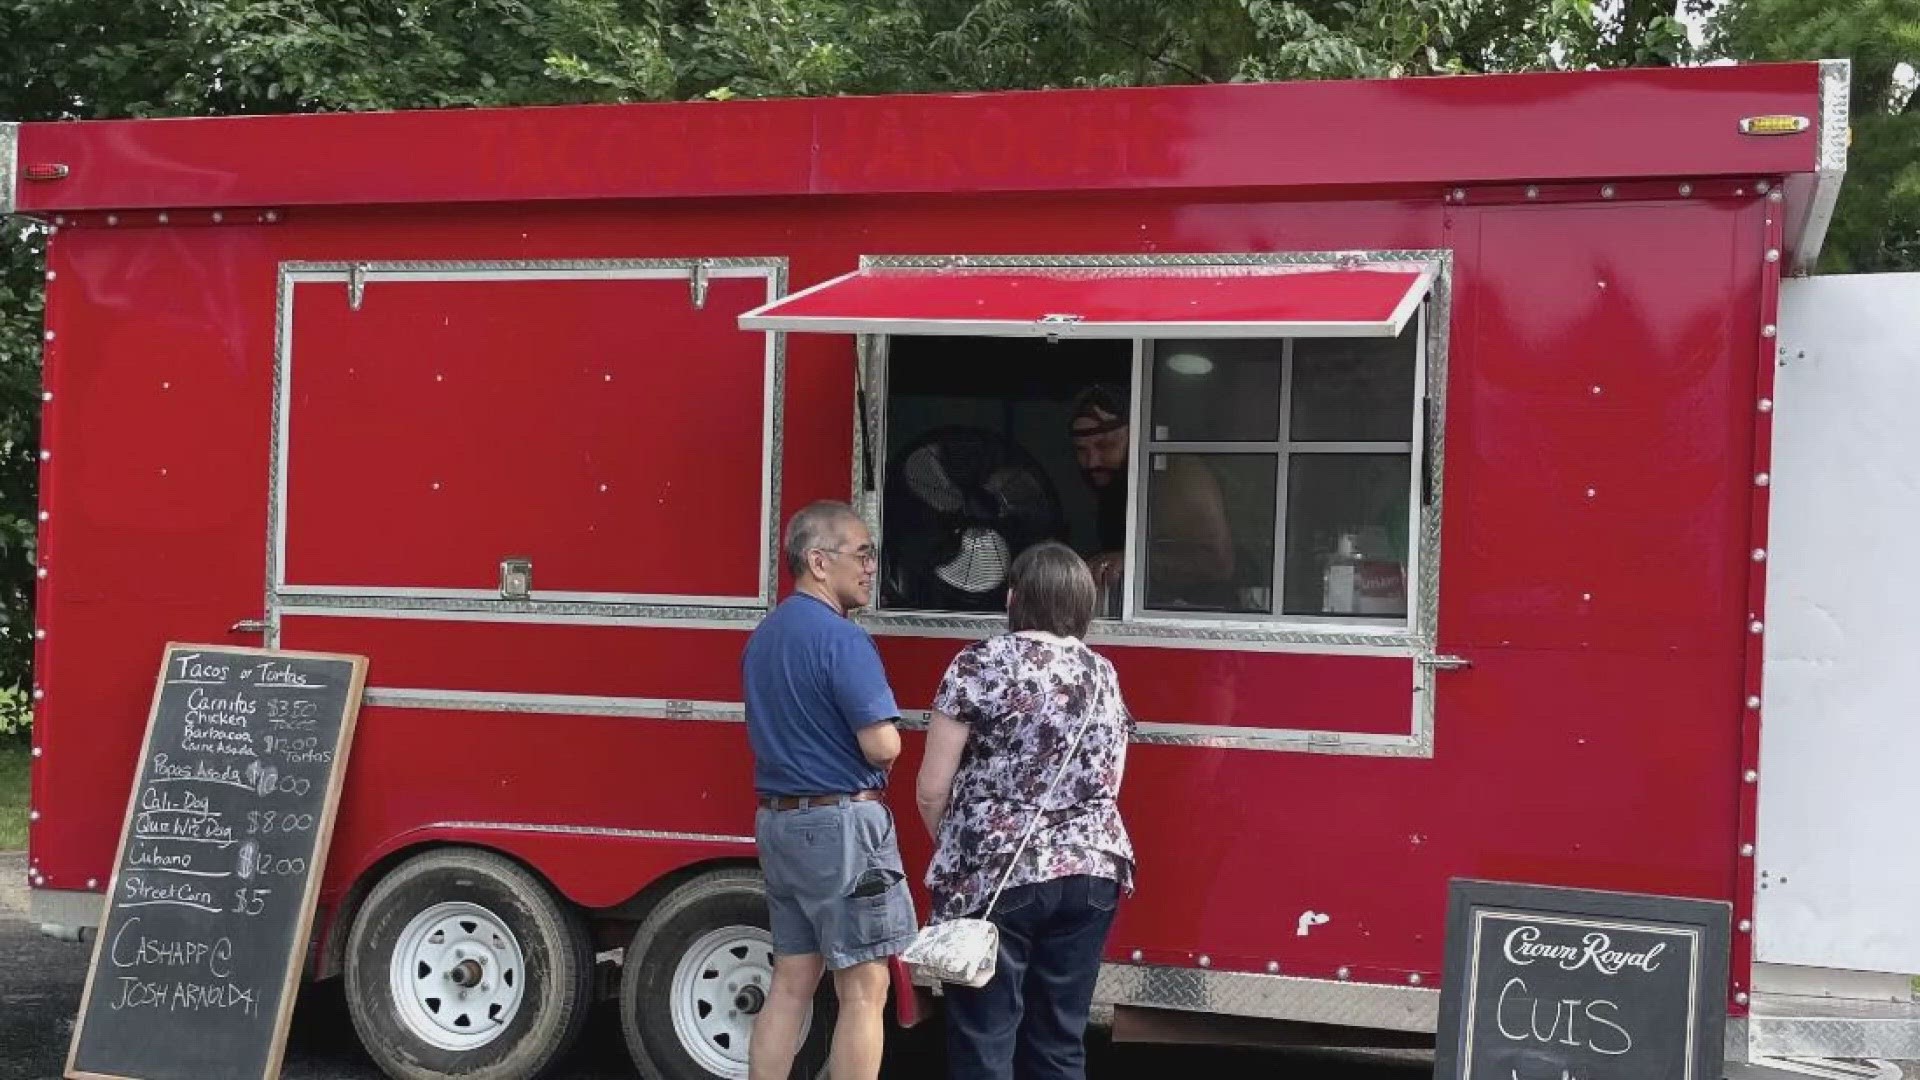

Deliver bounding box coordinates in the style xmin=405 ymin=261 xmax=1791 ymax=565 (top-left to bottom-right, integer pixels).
xmin=944 ymin=875 xmax=1120 ymax=1080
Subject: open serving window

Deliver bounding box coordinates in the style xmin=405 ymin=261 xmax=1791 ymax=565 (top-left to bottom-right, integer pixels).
xmin=742 ymin=253 xmax=1447 ymax=645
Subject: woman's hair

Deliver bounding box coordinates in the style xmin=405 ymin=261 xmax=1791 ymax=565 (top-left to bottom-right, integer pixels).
xmin=1007 ymin=541 xmax=1097 ymax=638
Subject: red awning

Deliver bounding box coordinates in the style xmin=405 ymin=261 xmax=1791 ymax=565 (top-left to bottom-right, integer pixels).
xmin=739 ymin=262 xmax=1434 ymax=338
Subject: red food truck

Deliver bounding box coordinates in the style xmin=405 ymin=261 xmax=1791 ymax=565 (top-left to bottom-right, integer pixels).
xmin=11 ymin=56 xmax=1920 ymax=1079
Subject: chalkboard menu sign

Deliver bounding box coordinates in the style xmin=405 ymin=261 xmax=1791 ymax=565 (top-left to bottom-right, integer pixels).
xmin=1434 ymin=880 xmax=1731 ymax=1080
xmin=67 ymin=645 xmax=368 ymax=1080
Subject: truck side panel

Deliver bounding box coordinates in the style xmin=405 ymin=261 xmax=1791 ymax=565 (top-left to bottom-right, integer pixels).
xmin=33 ymin=193 xmax=1765 ymax=1002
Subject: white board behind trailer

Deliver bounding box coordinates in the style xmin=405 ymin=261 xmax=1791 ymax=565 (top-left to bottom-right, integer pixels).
xmin=1749 ymin=272 xmax=1920 ymax=1066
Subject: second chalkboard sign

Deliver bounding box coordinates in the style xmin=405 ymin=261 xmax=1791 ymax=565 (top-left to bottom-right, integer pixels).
xmin=66 ymin=644 xmax=367 ymax=1080
xmin=1434 ymin=879 xmax=1731 ymax=1080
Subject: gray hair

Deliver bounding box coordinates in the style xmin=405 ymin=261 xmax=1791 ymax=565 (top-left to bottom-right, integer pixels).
xmin=1007 ymin=541 xmax=1097 ymax=638
xmin=784 ymin=501 xmax=864 ymax=577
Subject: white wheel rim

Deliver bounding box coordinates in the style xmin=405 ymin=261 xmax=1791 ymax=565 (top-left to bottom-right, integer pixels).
xmin=389 ymin=901 xmax=528 ymax=1051
xmin=668 ymin=925 xmax=799 ymax=1078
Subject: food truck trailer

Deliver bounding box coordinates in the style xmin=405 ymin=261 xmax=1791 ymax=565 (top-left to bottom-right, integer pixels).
xmin=9 ymin=56 xmax=1920 ymax=1079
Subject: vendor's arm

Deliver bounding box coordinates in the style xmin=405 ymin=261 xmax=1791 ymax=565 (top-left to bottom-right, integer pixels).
xmin=1152 ymin=456 xmax=1236 ymax=587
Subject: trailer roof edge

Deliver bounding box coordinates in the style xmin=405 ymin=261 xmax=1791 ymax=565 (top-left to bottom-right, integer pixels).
xmin=0 ymin=122 xmax=17 ymax=218
xmin=7 ymin=63 xmax=1831 ymax=217
xmin=1787 ymin=58 xmax=1850 ymax=277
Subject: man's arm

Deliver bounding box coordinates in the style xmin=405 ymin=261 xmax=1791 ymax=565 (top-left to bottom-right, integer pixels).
xmin=855 ymin=720 xmax=901 ymax=771
xmin=834 ymin=633 xmax=903 ymax=773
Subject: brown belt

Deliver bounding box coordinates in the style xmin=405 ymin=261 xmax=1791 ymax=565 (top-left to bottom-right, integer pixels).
xmin=758 ymin=789 xmax=885 ymax=811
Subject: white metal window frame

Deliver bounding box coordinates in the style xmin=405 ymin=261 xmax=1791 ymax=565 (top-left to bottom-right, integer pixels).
xmin=268 ymin=259 xmax=788 ymax=622
xmin=846 ymin=251 xmax=1448 ymax=656
xmin=1128 ymin=314 xmax=1425 ymax=628
xmin=328 ymin=667 xmax=1429 ymax=755
xmin=819 ymin=250 xmax=1454 ymax=758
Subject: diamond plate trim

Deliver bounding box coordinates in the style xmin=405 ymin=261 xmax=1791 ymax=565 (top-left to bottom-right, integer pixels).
xmin=429 ymin=820 xmax=754 ymax=846
xmin=860 ymin=251 xmax=1444 ymax=271
xmin=266 ymin=268 xmax=293 ymax=647
xmin=1728 ymin=1016 xmax=1751 ymax=1064
xmin=279 ymin=256 xmax=791 ymax=275
xmin=1417 ymin=269 xmax=1450 ymax=645
xmin=765 ymin=264 xmax=789 ymax=605
xmin=275 ymin=590 xmax=766 ymax=627
xmin=0 ymin=123 xmax=17 ymax=217
xmin=1123 ymin=725 xmax=1424 ymax=755
xmin=1094 ymin=965 xmax=1439 ymax=1033
xmin=1748 ymin=992 xmax=1920 ymax=1061
xmin=359 ymin=685 xmax=1426 ymax=755
xmin=1816 ymin=60 xmax=1851 ymax=175
xmin=29 ymin=887 xmax=101 ymax=929
xmin=858 ymin=610 xmax=1420 ymax=651
xmin=1793 ymin=60 xmax=1851 ymax=276
xmin=365 ymin=688 xmax=745 ymax=722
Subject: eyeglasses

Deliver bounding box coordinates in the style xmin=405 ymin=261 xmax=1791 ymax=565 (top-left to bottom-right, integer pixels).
xmin=816 ymin=546 xmax=879 ymax=568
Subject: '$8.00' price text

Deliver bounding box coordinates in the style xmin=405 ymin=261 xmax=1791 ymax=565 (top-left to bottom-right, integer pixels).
xmin=247 ymin=811 xmax=315 ymax=834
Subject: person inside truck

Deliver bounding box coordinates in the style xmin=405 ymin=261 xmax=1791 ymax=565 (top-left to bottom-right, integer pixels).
xmin=1069 ymin=383 xmax=1237 ymax=612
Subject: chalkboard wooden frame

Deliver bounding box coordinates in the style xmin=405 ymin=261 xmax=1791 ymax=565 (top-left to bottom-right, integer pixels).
xmin=1434 ymin=879 xmax=1731 ymax=1080
xmin=65 ymin=644 xmax=368 ymax=1080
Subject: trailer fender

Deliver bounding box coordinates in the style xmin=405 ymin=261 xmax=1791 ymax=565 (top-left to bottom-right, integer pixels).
xmin=350 ymin=823 xmax=756 ymax=908
xmin=316 ymin=824 xmax=757 ymax=978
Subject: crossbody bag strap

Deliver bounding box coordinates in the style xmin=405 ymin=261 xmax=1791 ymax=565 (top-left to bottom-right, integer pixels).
xmin=980 ymin=639 xmax=1102 ymax=919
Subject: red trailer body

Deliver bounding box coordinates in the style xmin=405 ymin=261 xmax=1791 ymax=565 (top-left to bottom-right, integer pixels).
xmin=4 ymin=59 xmax=1866 ymax=1077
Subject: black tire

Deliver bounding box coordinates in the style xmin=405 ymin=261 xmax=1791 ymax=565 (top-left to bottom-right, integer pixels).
xmin=620 ymin=868 xmax=834 ymax=1080
xmin=344 ymin=848 xmax=594 ymax=1080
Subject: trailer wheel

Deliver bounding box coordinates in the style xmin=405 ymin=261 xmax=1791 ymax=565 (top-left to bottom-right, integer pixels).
xmin=344 ymin=848 xmax=593 ymax=1080
xmin=620 ymin=868 xmax=833 ymax=1080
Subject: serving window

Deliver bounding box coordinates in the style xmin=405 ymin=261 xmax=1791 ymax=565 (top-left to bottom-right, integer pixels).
xmin=1141 ymin=330 xmax=1419 ymax=620
xmin=740 ymin=255 xmax=1440 ymax=637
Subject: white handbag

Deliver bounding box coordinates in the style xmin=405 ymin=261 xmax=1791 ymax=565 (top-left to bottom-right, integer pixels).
xmin=902 ymin=674 xmax=1101 ymax=989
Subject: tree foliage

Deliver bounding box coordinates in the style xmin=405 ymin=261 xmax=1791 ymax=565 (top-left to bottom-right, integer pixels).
xmin=1707 ymin=0 xmax=1920 ymax=271
xmin=0 ymin=0 xmax=1906 ymax=717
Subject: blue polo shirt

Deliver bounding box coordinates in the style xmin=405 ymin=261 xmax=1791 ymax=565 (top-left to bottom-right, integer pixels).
xmin=743 ymin=593 xmax=899 ymax=797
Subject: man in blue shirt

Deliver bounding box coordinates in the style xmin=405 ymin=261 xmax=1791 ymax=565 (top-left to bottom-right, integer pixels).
xmin=745 ymin=501 xmax=916 ymax=1080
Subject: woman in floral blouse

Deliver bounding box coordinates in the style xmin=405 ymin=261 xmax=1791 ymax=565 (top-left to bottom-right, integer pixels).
xmin=915 ymin=541 xmax=1135 ymax=1080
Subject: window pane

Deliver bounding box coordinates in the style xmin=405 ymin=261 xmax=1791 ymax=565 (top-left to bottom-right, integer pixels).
xmin=1150 ymin=339 xmax=1283 ymax=443
xmin=879 ymin=335 xmax=1131 ymax=612
xmin=1282 ymin=454 xmax=1412 ymax=618
xmin=1289 ymin=324 xmax=1418 ymax=442
xmin=1142 ymin=454 xmax=1276 ymax=615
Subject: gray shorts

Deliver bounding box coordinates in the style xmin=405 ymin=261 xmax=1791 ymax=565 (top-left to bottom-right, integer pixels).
xmin=755 ymin=798 xmax=919 ymax=970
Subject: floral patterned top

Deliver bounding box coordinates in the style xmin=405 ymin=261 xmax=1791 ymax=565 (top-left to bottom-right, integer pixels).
xmin=926 ymin=632 xmax=1136 ymax=921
